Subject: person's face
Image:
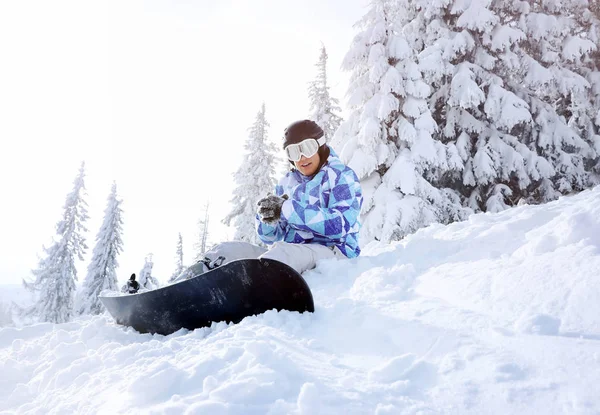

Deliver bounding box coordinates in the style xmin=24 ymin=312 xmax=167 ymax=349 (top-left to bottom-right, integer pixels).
xmin=294 ymin=151 xmax=320 ymax=176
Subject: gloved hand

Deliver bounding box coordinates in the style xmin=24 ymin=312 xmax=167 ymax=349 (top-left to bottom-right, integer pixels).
xmin=257 ymin=194 xmax=289 ymax=224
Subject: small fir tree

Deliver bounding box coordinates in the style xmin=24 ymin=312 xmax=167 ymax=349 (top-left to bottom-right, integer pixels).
xmin=194 ymin=202 xmax=210 ymax=262
xmin=308 ymin=45 xmax=344 ymax=141
xmin=169 ymin=233 xmax=185 ymax=282
xmin=223 ymin=103 xmax=278 ymax=245
xmin=138 ymin=254 xmax=159 ymax=290
xmin=78 ymin=182 xmax=124 ymax=315
xmin=23 ymin=162 xmax=89 ymax=323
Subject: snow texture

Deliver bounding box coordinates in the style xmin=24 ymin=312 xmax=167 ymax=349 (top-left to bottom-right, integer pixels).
xmin=2 ymin=186 xmax=600 ymax=414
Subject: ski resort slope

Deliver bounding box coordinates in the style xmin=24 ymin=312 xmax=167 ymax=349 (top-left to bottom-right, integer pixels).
xmin=2 ymin=187 xmax=600 ymax=414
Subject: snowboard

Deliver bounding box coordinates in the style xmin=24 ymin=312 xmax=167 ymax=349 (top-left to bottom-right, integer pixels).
xmin=99 ymin=258 xmax=314 ymax=335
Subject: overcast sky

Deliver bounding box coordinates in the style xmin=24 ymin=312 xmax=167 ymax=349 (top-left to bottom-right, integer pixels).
xmin=0 ymin=0 xmax=367 ymax=286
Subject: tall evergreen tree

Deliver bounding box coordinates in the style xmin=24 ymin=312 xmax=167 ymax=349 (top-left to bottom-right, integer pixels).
xmin=223 ymin=103 xmax=278 ymax=245
xmin=23 ymin=162 xmax=89 ymax=323
xmin=78 ymin=182 xmax=124 ymax=315
xmin=169 ymin=233 xmax=185 ymax=282
xmin=138 ymin=254 xmax=159 ymax=290
xmin=333 ymin=0 xmax=470 ymax=244
xmin=308 ymin=45 xmax=344 ymax=141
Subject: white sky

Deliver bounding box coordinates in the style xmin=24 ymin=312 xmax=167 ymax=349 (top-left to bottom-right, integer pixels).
xmin=0 ymin=0 xmax=367 ymax=286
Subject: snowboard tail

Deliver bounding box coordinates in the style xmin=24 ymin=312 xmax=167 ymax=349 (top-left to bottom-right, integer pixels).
xmin=100 ymin=258 xmax=314 ymax=335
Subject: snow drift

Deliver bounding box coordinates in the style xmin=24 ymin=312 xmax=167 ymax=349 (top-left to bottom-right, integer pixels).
xmin=1 ymin=187 xmax=600 ymax=414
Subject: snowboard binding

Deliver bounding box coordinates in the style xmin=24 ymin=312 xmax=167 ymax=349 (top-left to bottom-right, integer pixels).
xmin=199 ymin=255 xmax=226 ymax=271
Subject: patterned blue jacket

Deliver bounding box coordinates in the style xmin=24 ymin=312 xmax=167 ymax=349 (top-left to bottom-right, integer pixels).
xmin=256 ymin=146 xmax=363 ymax=258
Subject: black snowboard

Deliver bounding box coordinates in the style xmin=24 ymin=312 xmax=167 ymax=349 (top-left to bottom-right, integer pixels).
xmin=99 ymin=258 xmax=314 ymax=335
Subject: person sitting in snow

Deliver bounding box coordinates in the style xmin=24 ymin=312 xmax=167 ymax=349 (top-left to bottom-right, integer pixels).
xmin=197 ymin=119 xmax=363 ymax=275
xmin=122 ymin=273 xmax=140 ymax=294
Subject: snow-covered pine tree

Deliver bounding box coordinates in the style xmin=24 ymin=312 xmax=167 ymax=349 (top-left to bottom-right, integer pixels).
xmin=169 ymin=233 xmax=184 ymax=282
xmin=308 ymin=45 xmax=344 ymax=141
xmin=193 ymin=202 xmax=210 ymax=262
xmin=517 ymin=0 xmax=600 ymax=194
xmin=587 ymin=1 xmax=600 ymax=180
xmin=333 ymin=0 xmax=470 ymax=244
xmin=223 ymin=103 xmax=278 ymax=245
xmin=78 ymin=182 xmax=124 ymax=315
xmin=417 ymin=0 xmax=598 ymax=210
xmin=23 ymin=162 xmax=89 ymax=323
xmin=415 ymin=0 xmax=551 ymax=211
xmin=138 ymin=254 xmax=159 ymax=290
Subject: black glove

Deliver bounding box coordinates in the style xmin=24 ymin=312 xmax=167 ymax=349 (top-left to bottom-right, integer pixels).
xmin=257 ymin=194 xmax=289 ymax=224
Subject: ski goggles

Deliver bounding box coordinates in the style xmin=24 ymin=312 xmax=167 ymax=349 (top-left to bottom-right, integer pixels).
xmin=284 ymin=137 xmax=326 ymax=162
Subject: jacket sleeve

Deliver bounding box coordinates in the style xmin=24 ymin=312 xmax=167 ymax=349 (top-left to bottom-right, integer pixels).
xmin=280 ymin=168 xmax=362 ymax=240
xmin=255 ymin=214 xmax=286 ymax=244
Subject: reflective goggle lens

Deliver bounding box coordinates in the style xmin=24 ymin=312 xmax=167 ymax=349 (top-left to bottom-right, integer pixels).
xmin=285 ymin=138 xmax=320 ymax=162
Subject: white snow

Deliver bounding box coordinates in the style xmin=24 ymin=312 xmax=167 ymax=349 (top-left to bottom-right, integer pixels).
xmin=0 ymin=284 xmax=32 ymax=308
xmin=2 ymin=187 xmax=600 ymax=414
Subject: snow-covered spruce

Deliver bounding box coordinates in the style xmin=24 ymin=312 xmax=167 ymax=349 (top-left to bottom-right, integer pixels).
xmin=77 ymin=182 xmax=124 ymax=315
xmin=417 ymin=0 xmax=599 ymax=211
xmin=169 ymin=233 xmax=184 ymax=283
xmin=22 ymin=162 xmax=89 ymax=323
xmin=333 ymin=0 xmax=471 ymax=244
xmin=223 ymin=103 xmax=278 ymax=245
xmin=587 ymin=2 xmax=600 ymax=181
xmin=518 ymin=0 xmax=600 ymax=195
xmin=308 ymin=44 xmax=343 ymax=142
xmin=137 ymin=254 xmax=159 ymax=290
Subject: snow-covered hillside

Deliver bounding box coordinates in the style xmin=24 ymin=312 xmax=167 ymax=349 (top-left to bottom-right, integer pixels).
xmin=2 ymin=187 xmax=600 ymax=414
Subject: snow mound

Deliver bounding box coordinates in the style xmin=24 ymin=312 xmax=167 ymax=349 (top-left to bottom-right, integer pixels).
xmin=2 ymin=187 xmax=600 ymax=414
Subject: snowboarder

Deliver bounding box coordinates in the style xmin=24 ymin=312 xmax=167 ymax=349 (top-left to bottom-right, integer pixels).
xmin=104 ymin=120 xmax=360 ymax=332
xmin=203 ymin=119 xmax=363 ymax=274
xmin=122 ymin=273 xmax=140 ymax=294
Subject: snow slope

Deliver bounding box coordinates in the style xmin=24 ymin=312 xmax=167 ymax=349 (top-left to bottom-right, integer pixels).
xmin=1 ymin=187 xmax=600 ymax=414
